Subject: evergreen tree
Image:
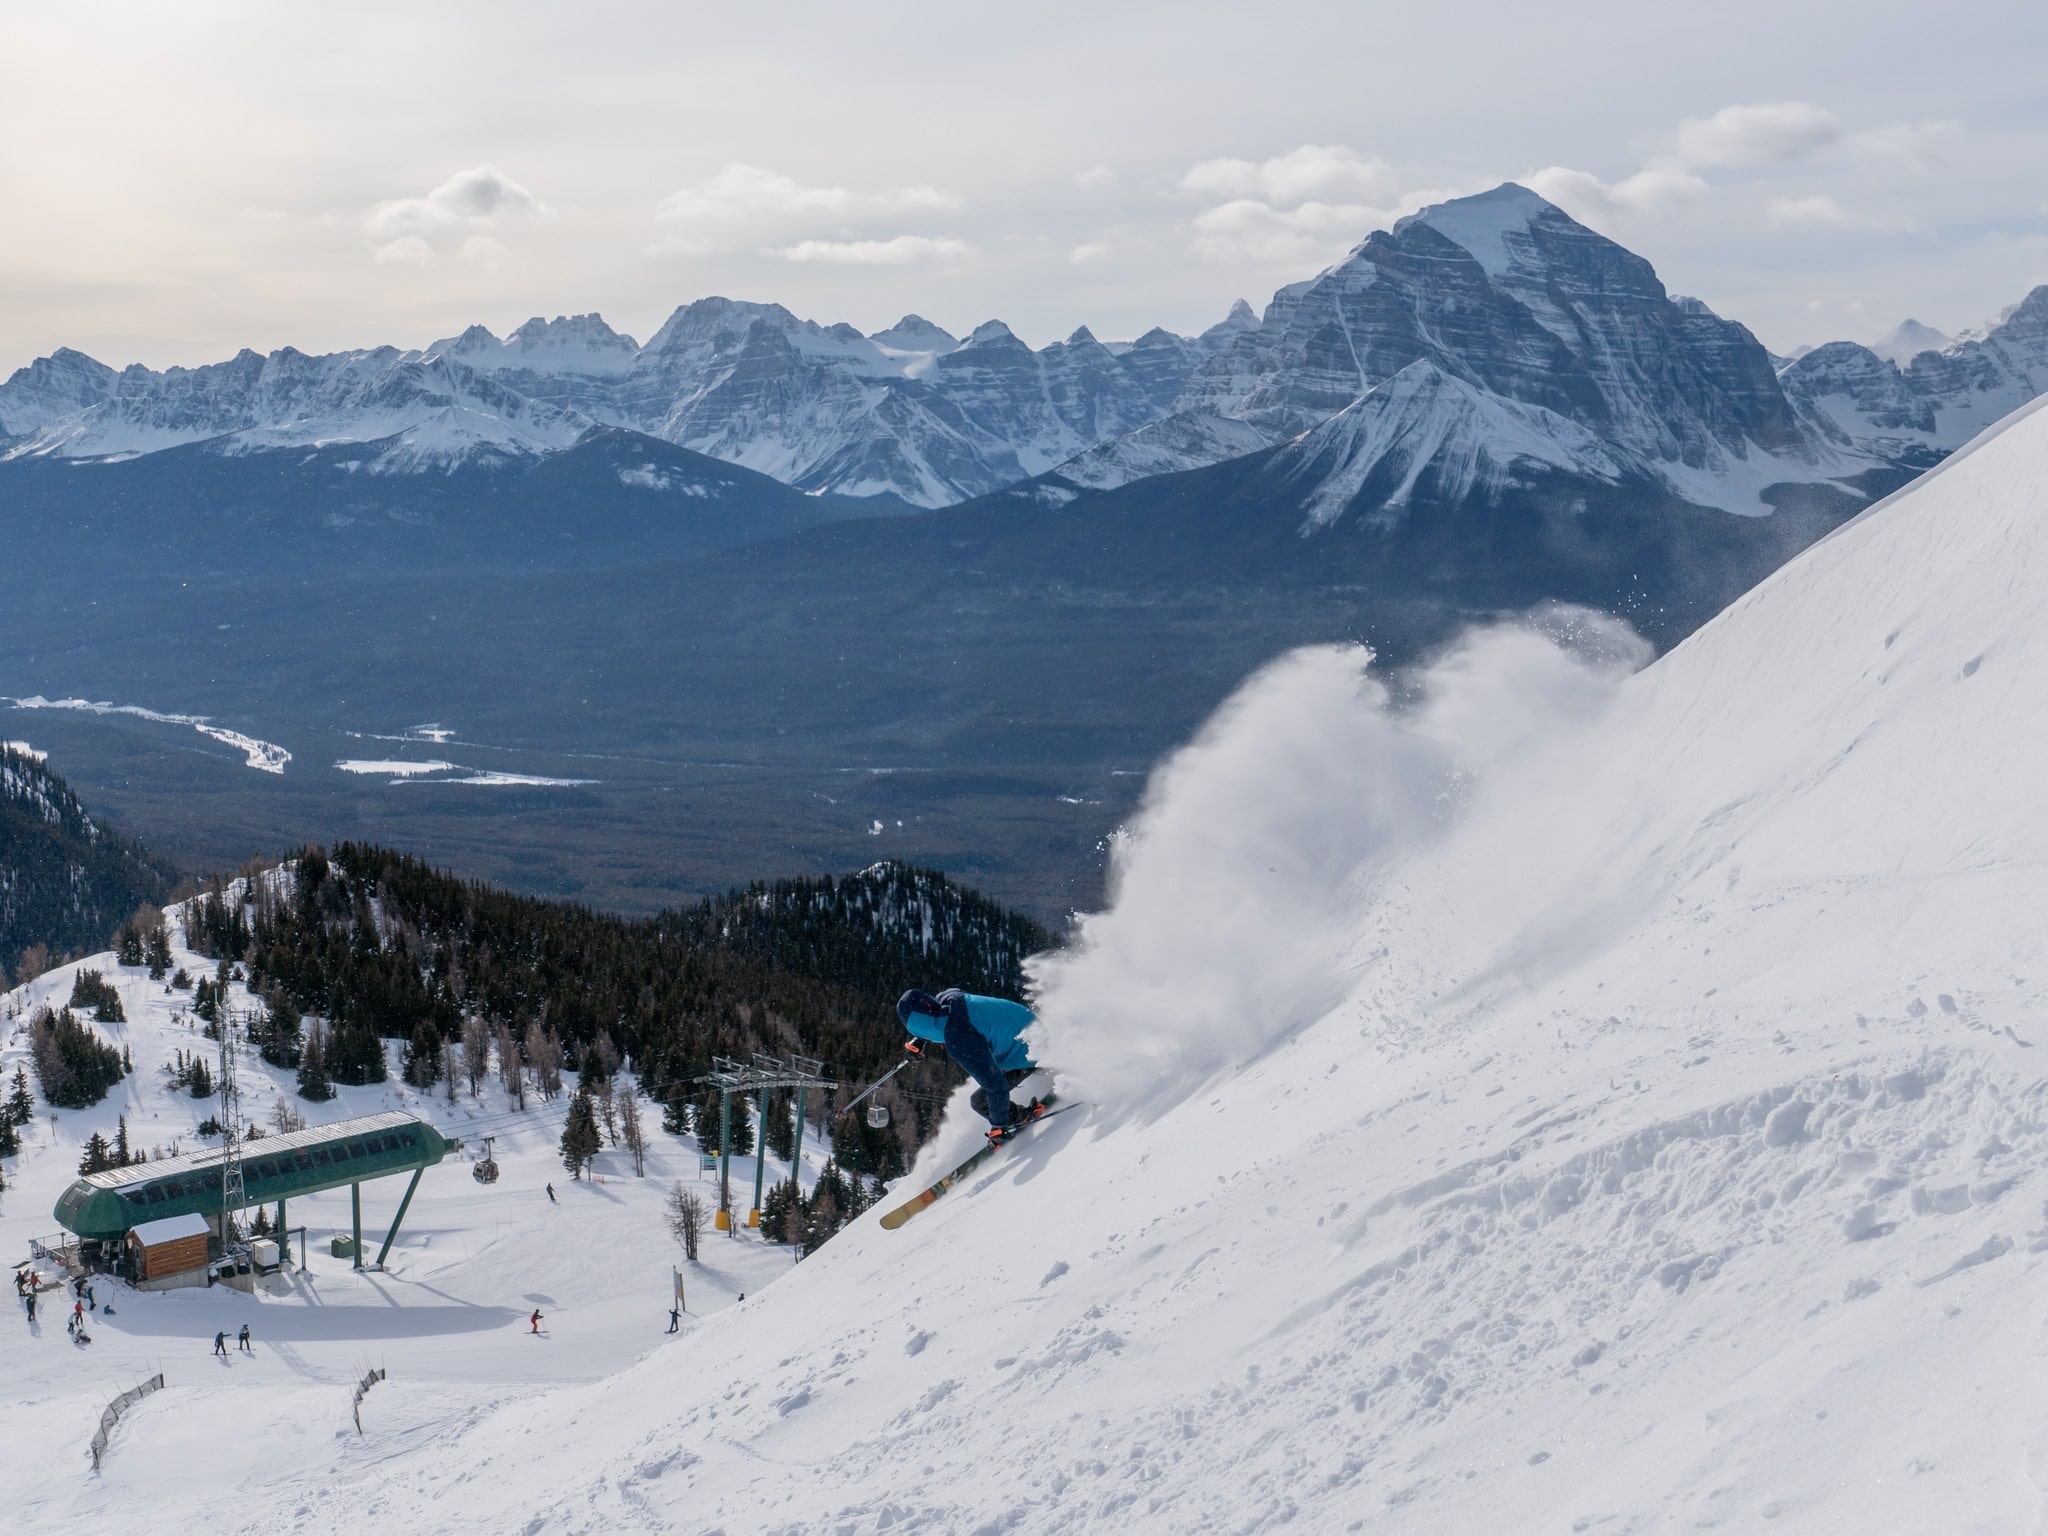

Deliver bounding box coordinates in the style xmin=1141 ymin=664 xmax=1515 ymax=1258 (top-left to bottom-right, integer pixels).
xmin=189 ymin=1057 xmax=214 ymax=1098
xmin=0 ymin=1113 xmax=18 ymax=1157
xmin=144 ymin=922 xmax=173 ymax=979
xmin=6 ymin=1065 xmax=34 ymax=1125
xmin=401 ymin=1022 xmax=442 ymax=1088
xmin=116 ymin=925 xmax=144 ymax=966
xmin=113 ymin=1116 xmax=133 ymax=1167
xmin=257 ymin=991 xmax=303 ymax=1069
xmin=78 ymin=1131 xmax=115 ymax=1174
xmin=766 ymin=1092 xmax=797 ymax=1162
xmin=296 ymin=1026 xmax=335 ymax=1102
xmin=761 ymin=1177 xmax=803 ymax=1244
xmin=560 ymin=1090 xmax=602 ymax=1179
xmin=29 ymin=1007 xmax=125 ymax=1108
xmin=660 ymin=1088 xmax=692 ymax=1138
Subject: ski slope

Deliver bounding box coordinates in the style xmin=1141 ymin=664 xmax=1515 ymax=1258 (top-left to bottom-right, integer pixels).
xmin=13 ymin=396 xmax=2048 ymax=1531
xmin=0 ymin=942 xmax=826 ymax=1531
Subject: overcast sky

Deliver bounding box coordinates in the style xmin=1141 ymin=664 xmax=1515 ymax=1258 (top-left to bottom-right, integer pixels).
xmin=3 ymin=0 xmax=2044 ymax=374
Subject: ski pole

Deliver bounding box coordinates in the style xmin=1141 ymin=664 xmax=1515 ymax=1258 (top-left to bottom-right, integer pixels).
xmin=837 ymin=1060 xmax=909 ymax=1118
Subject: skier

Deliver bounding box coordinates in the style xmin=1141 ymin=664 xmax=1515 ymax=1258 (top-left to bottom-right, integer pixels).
xmin=24 ymin=1289 xmax=36 ymax=1322
xmin=238 ymin=1323 xmax=252 ymax=1353
xmin=667 ymin=1305 xmax=680 ymax=1334
xmin=897 ymin=988 xmax=1045 ymax=1142
xmin=546 ymin=1183 xmax=557 ymax=1204
xmin=529 ymin=1308 xmax=542 ymax=1334
xmin=213 ymin=1330 xmax=229 ymax=1357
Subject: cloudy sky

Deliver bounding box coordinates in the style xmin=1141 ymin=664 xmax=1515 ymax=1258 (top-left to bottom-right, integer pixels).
xmin=3 ymin=0 xmax=2044 ymax=373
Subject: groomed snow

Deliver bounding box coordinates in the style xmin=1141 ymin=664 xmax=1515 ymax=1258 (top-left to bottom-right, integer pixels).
xmin=14 ymin=397 xmax=2048 ymax=1531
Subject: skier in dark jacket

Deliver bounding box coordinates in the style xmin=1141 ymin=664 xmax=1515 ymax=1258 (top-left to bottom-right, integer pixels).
xmin=898 ymin=988 xmax=1044 ymax=1143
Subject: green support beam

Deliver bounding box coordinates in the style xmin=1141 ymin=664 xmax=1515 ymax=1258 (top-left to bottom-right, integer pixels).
xmin=717 ymin=1089 xmax=733 ymax=1228
xmin=351 ymin=1183 xmax=363 ymax=1270
xmin=790 ymin=1088 xmax=809 ymax=1199
xmin=751 ymin=1089 xmax=768 ymax=1226
xmin=374 ymin=1167 xmax=424 ymax=1267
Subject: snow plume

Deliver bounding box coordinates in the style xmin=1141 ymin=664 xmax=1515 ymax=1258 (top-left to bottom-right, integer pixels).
xmin=1028 ymin=609 xmax=1649 ymax=1121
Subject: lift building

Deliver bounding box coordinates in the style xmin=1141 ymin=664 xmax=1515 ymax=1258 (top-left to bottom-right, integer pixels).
xmin=54 ymin=1110 xmax=449 ymax=1282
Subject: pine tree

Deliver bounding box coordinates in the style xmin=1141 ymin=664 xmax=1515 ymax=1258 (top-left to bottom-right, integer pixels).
xmin=144 ymin=922 xmax=173 ymax=979
xmin=189 ymin=1058 xmax=214 ymax=1098
xmin=402 ymin=1022 xmax=441 ymax=1088
xmin=560 ymin=1090 xmax=602 ymax=1179
xmin=7 ymin=1066 xmax=34 ymax=1125
xmin=78 ymin=1131 xmax=115 ymax=1175
xmin=114 ymin=1116 xmax=133 ymax=1167
xmin=116 ymin=926 xmax=144 ymax=967
xmin=296 ymin=1025 xmax=334 ymax=1102
xmin=0 ymin=1114 xmax=18 ymax=1157
xmin=766 ymin=1091 xmax=796 ymax=1162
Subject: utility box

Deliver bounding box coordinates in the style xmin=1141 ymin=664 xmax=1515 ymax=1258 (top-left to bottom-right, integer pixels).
xmin=330 ymin=1234 xmax=356 ymax=1260
xmin=250 ymin=1238 xmax=280 ymax=1270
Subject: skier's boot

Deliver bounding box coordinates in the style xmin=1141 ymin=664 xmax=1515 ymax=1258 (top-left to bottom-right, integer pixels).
xmin=985 ymin=1099 xmax=1044 ymax=1146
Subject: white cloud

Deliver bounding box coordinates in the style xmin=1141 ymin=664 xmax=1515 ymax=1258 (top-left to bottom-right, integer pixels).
xmin=769 ymin=235 xmax=973 ymax=265
xmin=1524 ymin=164 xmax=1708 ymax=226
xmin=1069 ymin=242 xmax=1111 ymax=265
xmin=1178 ymin=145 xmax=1444 ymax=266
xmin=1676 ymin=102 xmax=1841 ymax=168
xmin=1180 ymin=144 xmax=1402 ymax=208
xmin=459 ymin=234 xmax=509 ymax=267
xmin=371 ymin=235 xmax=433 ymax=265
xmin=656 ymin=164 xmax=960 ymax=225
xmin=1845 ymin=119 xmax=1962 ymax=172
xmin=1766 ymin=194 xmax=1911 ymax=233
xmin=367 ymin=164 xmax=546 ymax=238
xmin=1075 ymin=164 xmax=1118 ymax=193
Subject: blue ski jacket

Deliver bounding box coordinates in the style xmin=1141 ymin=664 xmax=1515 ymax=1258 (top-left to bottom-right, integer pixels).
xmin=897 ymin=988 xmax=1037 ymax=1072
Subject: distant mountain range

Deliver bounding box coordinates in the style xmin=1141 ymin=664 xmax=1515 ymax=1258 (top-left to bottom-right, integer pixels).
xmin=5 ymin=184 xmax=2044 ymax=525
xmin=4 ymin=185 xmax=2043 ymax=918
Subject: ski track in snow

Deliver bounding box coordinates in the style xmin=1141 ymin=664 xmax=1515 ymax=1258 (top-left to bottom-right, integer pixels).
xmin=15 ymin=400 xmax=2048 ymax=1532
xmin=5 ymin=696 xmax=291 ymax=773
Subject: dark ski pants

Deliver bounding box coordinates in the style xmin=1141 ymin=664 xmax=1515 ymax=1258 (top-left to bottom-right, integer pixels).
xmin=942 ymin=1007 xmax=1015 ymax=1129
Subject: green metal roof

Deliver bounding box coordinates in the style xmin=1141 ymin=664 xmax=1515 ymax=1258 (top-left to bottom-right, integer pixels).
xmin=54 ymin=1110 xmax=449 ymax=1240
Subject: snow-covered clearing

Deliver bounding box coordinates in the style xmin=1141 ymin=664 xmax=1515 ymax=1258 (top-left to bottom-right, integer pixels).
xmin=14 ymin=396 xmax=2048 ymax=1531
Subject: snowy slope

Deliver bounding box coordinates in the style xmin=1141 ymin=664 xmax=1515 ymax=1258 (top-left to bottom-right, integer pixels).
xmin=12 ymin=400 xmax=2048 ymax=1531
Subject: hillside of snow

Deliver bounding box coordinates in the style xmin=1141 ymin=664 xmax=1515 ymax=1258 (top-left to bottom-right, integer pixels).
xmin=15 ymin=396 xmax=2048 ymax=1532
xmin=0 ymin=935 xmax=830 ymax=1530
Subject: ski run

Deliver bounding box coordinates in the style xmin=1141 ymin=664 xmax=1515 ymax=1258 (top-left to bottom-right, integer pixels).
xmin=10 ymin=398 xmax=2048 ymax=1530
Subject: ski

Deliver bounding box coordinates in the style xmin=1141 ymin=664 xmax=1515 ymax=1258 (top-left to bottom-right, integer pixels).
xmin=878 ymin=1100 xmax=1076 ymax=1231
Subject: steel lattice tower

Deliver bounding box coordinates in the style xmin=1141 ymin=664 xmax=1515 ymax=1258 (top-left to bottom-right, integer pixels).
xmin=218 ymin=1002 xmax=246 ymax=1248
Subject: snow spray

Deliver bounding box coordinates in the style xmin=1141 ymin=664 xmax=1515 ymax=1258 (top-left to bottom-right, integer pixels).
xmin=1027 ymin=607 xmax=1648 ymax=1121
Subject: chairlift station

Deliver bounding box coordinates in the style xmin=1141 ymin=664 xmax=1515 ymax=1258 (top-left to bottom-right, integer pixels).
xmin=53 ymin=1110 xmax=451 ymax=1277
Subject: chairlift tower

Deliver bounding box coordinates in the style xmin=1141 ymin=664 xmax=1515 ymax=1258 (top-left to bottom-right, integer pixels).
xmin=693 ymin=1054 xmax=834 ymax=1232
xmin=218 ymin=1005 xmax=247 ymax=1252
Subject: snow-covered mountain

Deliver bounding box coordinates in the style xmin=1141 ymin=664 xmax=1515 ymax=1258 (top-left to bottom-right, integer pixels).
xmin=0 ymin=301 xmax=1251 ymax=506
xmin=1780 ymin=287 xmax=2048 ymax=468
xmin=1054 ymin=183 xmax=1901 ymax=519
xmin=9 ymin=189 xmax=2040 ymax=519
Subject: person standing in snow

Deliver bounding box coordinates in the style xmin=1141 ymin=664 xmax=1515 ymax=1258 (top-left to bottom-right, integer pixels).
xmin=238 ymin=1323 xmax=252 ymax=1352
xmin=667 ymin=1305 xmax=680 ymax=1334
xmin=898 ymin=988 xmax=1044 ymax=1143
xmin=529 ymin=1308 xmax=542 ymax=1334
xmin=546 ymin=1184 xmax=557 ymax=1203
xmin=213 ymin=1330 xmax=229 ymax=1357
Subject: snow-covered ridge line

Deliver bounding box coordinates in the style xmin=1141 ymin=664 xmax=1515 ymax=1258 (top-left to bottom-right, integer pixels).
xmin=7 ymin=696 xmax=291 ymax=773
